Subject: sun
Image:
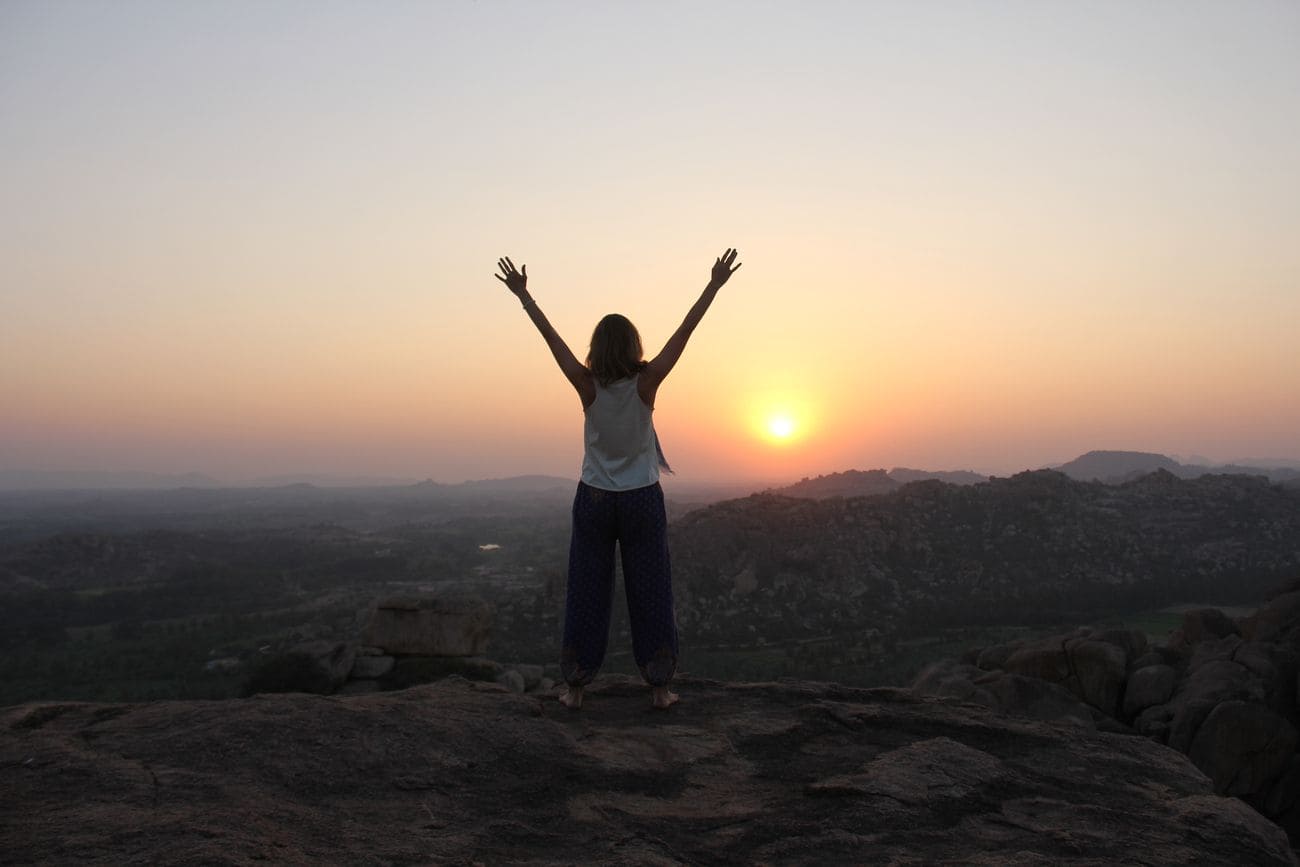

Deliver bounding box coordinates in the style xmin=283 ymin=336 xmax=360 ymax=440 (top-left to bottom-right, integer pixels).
xmin=747 ymin=393 xmax=814 ymax=448
xmin=766 ymin=414 xmax=797 ymax=441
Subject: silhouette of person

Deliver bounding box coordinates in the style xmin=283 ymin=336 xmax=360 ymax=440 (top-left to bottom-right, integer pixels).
xmin=494 ymin=249 xmax=742 ymax=709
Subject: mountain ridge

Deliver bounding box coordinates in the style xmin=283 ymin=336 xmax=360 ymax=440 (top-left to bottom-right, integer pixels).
xmin=5 ymin=450 xmax=1298 ymax=492
xmin=1054 ymin=450 xmax=1300 ymax=485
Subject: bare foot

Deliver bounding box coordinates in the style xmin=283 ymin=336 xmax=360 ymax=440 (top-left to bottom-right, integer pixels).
xmin=558 ymin=685 xmax=583 ymax=709
xmin=651 ymin=686 xmax=679 ymax=709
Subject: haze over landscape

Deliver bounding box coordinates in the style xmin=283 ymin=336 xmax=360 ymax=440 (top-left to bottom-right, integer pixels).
xmin=4 ymin=2 xmax=1298 ymax=485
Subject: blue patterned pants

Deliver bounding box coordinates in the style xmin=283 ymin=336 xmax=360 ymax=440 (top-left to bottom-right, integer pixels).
xmin=561 ymin=481 xmax=678 ymax=687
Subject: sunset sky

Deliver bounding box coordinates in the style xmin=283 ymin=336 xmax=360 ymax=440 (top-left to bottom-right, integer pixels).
xmin=3 ymin=2 xmax=1298 ymax=485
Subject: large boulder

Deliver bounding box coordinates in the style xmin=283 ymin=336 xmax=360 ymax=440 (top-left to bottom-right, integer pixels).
xmin=1188 ymin=701 xmax=1298 ymax=798
xmin=1189 ymin=634 xmax=1245 ymax=672
xmin=1065 ymin=637 xmax=1128 ymax=715
xmin=1234 ymin=641 xmax=1298 ymax=713
xmin=1266 ymin=756 xmax=1300 ymax=836
xmin=1094 ymin=628 xmax=1149 ymax=660
xmin=298 ymin=640 xmax=356 ymax=683
xmin=912 ymin=660 xmax=998 ymax=709
xmin=495 ymin=669 xmax=526 ymax=693
xmin=361 ymin=594 xmax=492 ymax=656
xmin=974 ymin=641 xmax=1020 ymax=671
xmin=1182 ymin=608 xmax=1243 ymax=644
xmin=246 ymin=641 xmax=356 ymax=695
xmin=1002 ymin=638 xmax=1071 ymax=683
xmin=1124 ymin=664 xmax=1178 ymax=719
xmin=1135 ymin=704 xmax=1175 ymax=740
xmin=1166 ymin=660 xmax=1262 ymax=753
xmin=1243 ymin=591 xmax=1300 ymax=643
xmin=980 ymin=672 xmax=1097 ymax=727
xmin=349 ymin=654 xmax=395 ymax=680
xmin=513 ymin=663 xmax=545 ymax=691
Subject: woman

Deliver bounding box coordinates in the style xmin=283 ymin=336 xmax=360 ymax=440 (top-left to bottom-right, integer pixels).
xmin=494 ymin=249 xmax=741 ymax=709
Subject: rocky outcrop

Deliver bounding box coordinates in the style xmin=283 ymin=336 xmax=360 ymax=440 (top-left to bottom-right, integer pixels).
xmin=915 ymin=586 xmax=1300 ymax=845
xmin=290 ymin=640 xmax=355 ymax=690
xmin=2 ymin=677 xmax=1293 ymax=865
xmin=360 ymin=593 xmax=492 ymax=656
xmin=920 ymin=626 xmax=1149 ymax=730
xmin=245 ymin=594 xmax=558 ymax=699
xmin=242 ymin=640 xmax=356 ymax=696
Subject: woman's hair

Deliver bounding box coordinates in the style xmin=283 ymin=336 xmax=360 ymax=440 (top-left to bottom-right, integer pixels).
xmin=586 ymin=313 xmax=646 ymax=385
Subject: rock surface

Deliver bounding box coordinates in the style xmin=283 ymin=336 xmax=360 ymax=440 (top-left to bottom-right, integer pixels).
xmin=2 ymin=677 xmax=1294 ymax=865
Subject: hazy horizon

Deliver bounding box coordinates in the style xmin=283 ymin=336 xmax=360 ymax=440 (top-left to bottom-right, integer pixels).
xmin=3 ymin=446 xmax=1299 ymax=491
xmin=4 ymin=2 xmax=1298 ymax=486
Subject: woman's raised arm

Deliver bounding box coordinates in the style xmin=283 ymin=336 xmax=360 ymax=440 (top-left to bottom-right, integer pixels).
xmin=496 ymin=257 xmax=595 ymax=407
xmin=640 ymin=248 xmax=741 ymax=405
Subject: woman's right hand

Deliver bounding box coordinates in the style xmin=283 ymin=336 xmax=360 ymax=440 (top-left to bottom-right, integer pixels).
xmin=495 ymin=257 xmax=528 ymax=296
xmin=709 ymin=248 xmax=741 ymax=288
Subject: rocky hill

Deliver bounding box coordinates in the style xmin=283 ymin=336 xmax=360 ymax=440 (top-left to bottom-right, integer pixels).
xmin=775 ymin=469 xmax=901 ymax=499
xmin=1056 ymin=450 xmax=1300 ymax=485
xmin=3 ymin=676 xmax=1293 ymax=865
xmin=1054 ymin=450 xmax=1185 ymax=482
xmin=773 ymin=467 xmax=986 ymax=499
xmin=668 ymin=469 xmax=1300 ymax=650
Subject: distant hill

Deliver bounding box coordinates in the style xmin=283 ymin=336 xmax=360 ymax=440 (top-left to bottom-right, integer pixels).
xmin=775 ymin=467 xmax=987 ymax=499
xmin=0 ymin=470 xmax=221 ymax=491
xmin=248 ymin=473 xmax=421 ymax=487
xmin=0 ymin=471 xmax=577 ymax=494
xmin=1223 ymin=457 xmax=1300 ymax=471
xmin=1053 ymin=451 xmax=1184 ymax=482
xmin=776 ymin=469 xmax=899 ymax=498
xmin=888 ymin=467 xmax=989 ymax=485
xmin=451 ymin=474 xmax=575 ymax=493
xmin=1205 ymin=463 xmax=1300 ymax=484
xmin=1054 ymin=450 xmax=1300 ymax=485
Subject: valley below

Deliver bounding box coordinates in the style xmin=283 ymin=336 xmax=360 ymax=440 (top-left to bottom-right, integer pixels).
xmin=2 ymin=465 xmax=1296 ymax=704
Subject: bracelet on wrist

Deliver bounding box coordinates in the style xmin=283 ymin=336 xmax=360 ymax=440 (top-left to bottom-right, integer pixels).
xmin=521 ymin=297 xmax=536 ymax=310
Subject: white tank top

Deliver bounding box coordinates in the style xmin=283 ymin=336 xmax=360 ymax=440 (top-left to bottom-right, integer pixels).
xmin=580 ymin=375 xmax=670 ymax=491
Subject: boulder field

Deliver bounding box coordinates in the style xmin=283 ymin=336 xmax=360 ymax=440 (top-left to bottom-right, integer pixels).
xmin=2 ymin=677 xmax=1292 ymax=865
xmin=914 ymin=581 xmax=1300 ymax=846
